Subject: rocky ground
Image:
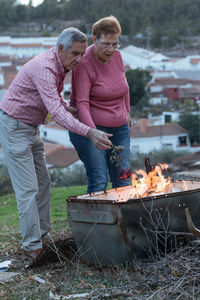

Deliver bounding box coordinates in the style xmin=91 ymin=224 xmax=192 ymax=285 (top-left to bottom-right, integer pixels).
xmin=169 ymin=151 xmax=200 ymax=181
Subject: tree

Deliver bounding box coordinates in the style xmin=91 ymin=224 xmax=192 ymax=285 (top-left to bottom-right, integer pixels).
xmin=125 ymin=69 xmax=152 ymax=107
xmin=1 ymin=0 xmax=200 ymax=49
xmin=151 ymin=28 xmax=162 ymax=48
xmin=34 ymin=0 xmax=60 ymax=19
xmin=0 ymin=0 xmax=16 ymax=28
xmin=15 ymin=4 xmax=28 ymax=21
xmin=179 ymin=113 xmax=200 ymax=145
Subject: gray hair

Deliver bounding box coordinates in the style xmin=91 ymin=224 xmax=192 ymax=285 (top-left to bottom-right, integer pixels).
xmin=56 ymin=27 xmax=87 ymax=51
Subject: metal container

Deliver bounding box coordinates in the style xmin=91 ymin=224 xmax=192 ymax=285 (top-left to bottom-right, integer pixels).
xmin=67 ymin=180 xmax=200 ymax=265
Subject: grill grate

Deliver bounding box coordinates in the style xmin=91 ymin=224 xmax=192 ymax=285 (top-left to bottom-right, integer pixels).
xmin=27 ymin=236 xmax=77 ymax=268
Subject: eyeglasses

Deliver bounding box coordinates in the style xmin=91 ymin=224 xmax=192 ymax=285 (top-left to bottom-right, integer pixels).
xmin=97 ymin=39 xmax=121 ymax=50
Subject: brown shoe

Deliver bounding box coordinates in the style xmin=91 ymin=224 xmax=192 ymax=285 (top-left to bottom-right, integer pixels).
xmin=23 ymin=248 xmax=43 ymax=261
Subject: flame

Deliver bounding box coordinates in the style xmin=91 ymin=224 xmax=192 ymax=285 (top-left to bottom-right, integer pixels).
xmin=129 ymin=163 xmax=172 ymax=198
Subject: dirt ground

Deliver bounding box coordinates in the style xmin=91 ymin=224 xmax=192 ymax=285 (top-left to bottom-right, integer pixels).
xmin=0 ymin=230 xmax=140 ymax=299
xmin=1 ymin=230 xmax=200 ymax=299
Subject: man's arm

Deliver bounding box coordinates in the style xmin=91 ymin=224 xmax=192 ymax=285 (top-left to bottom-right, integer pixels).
xmin=34 ymin=67 xmax=112 ymax=150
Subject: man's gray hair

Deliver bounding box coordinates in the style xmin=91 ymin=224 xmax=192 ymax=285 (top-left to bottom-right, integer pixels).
xmin=56 ymin=27 xmax=87 ymax=51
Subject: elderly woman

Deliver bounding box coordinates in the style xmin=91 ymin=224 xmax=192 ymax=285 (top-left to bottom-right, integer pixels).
xmin=69 ymin=16 xmax=133 ymax=193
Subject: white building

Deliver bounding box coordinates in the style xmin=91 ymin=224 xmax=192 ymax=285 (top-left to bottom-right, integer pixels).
xmin=120 ymin=45 xmax=169 ymax=70
xmin=1 ymin=37 xmax=200 ymax=71
xmin=120 ymin=45 xmax=200 ymax=71
xmin=0 ymin=36 xmax=57 ymax=58
xmin=131 ymin=121 xmax=191 ymax=154
xmin=40 ymin=123 xmax=73 ymax=147
xmin=149 ymin=96 xmax=168 ymax=105
xmin=0 ymin=55 xmax=12 ymax=68
xmin=41 ymin=120 xmax=194 ymax=158
xmin=0 ymin=71 xmax=4 ymax=86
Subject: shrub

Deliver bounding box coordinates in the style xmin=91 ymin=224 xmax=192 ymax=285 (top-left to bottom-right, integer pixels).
xmin=0 ymin=164 xmax=13 ymax=196
xmin=130 ymin=149 xmax=189 ymax=172
xmin=50 ymin=164 xmax=87 ymax=187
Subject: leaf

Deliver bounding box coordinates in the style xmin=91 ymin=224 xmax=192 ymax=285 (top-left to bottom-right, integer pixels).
xmin=116 ymin=146 xmax=124 ymax=151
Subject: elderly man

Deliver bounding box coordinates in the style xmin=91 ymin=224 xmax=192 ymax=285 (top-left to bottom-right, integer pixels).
xmin=0 ymin=27 xmax=112 ymax=264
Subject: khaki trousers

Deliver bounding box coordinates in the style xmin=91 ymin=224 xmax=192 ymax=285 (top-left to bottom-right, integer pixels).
xmin=0 ymin=110 xmax=51 ymax=251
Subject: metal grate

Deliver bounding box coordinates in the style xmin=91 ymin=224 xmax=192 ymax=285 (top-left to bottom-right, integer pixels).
xmin=27 ymin=236 xmax=77 ymax=268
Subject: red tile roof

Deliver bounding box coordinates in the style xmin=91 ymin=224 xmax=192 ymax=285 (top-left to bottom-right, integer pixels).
xmin=2 ymin=66 xmax=17 ymax=72
xmin=3 ymin=66 xmax=17 ymax=88
xmin=0 ymin=55 xmax=12 ymax=62
xmin=0 ymin=42 xmax=10 ymax=46
xmin=191 ymin=59 xmax=200 ymax=64
xmin=154 ymin=78 xmax=190 ymax=86
xmin=44 ymin=45 xmax=54 ymax=49
xmin=152 ymin=77 xmax=200 ymax=87
xmin=132 ymin=123 xmax=188 ymax=138
xmin=168 ymin=58 xmax=180 ymax=62
xmin=11 ymin=43 xmax=43 ymax=48
xmin=12 ymin=57 xmax=31 ymax=65
xmin=44 ymin=142 xmax=79 ymax=168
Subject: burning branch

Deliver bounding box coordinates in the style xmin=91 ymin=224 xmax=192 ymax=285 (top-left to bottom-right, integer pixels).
xmin=110 ymin=151 xmax=172 ymax=193
xmin=130 ymin=163 xmax=172 ymax=198
xmin=145 ymin=154 xmax=154 ymax=174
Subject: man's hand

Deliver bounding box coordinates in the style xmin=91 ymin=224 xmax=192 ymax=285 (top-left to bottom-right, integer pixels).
xmin=87 ymin=128 xmax=112 ymax=150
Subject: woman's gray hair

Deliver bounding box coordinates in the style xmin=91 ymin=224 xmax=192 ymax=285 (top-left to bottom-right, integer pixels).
xmin=56 ymin=27 xmax=87 ymax=51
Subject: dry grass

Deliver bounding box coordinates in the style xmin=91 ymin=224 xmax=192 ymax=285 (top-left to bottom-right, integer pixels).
xmin=1 ymin=188 xmax=200 ymax=299
xmin=1 ymin=228 xmax=200 ymax=299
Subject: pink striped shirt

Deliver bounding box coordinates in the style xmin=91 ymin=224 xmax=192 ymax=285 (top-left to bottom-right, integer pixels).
xmin=0 ymin=47 xmax=89 ymax=136
xmin=70 ymin=45 xmax=130 ymax=128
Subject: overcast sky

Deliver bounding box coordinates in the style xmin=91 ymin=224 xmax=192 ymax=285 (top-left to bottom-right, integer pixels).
xmin=18 ymin=0 xmax=44 ymax=6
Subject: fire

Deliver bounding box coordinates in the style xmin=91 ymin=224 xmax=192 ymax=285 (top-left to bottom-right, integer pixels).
xmin=129 ymin=163 xmax=172 ymax=198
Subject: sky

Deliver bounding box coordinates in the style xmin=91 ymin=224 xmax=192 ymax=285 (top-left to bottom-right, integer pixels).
xmin=18 ymin=0 xmax=44 ymax=6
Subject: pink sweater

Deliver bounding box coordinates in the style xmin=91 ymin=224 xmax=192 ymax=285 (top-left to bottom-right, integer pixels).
xmin=70 ymin=45 xmax=130 ymax=128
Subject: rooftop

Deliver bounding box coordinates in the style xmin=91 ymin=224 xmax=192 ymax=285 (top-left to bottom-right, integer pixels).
xmin=132 ymin=123 xmax=188 ymax=138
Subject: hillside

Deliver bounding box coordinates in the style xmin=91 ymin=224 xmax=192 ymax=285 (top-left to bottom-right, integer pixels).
xmin=1 ymin=0 xmax=200 ymax=51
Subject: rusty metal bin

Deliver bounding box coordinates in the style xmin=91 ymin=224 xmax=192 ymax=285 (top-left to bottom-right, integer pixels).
xmin=67 ymin=181 xmax=200 ymax=266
